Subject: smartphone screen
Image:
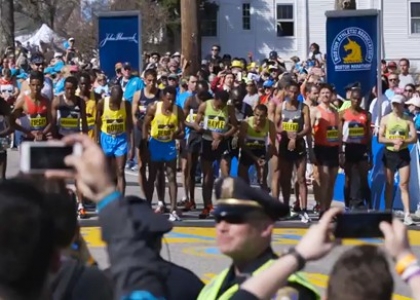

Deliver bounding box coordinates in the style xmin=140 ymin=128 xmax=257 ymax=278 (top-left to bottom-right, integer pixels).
xmin=30 ymin=146 xmax=74 ymax=170
xmin=334 ymin=212 xmax=392 ymax=238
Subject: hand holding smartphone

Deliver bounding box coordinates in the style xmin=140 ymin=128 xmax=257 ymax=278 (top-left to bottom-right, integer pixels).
xmin=20 ymin=141 xmax=82 ymax=174
xmin=334 ymin=211 xmax=393 ymax=239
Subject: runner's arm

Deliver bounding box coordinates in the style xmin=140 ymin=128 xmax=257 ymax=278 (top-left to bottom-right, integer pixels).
xmin=366 ymin=113 xmax=373 ymax=156
xmin=175 ymin=106 xmax=185 ymax=139
xmin=41 ymin=100 xmax=53 ymax=136
xmin=223 ymin=105 xmax=238 ymax=138
xmin=405 ymin=118 xmax=418 ymax=144
xmin=0 ymin=99 xmax=12 ymax=137
xmin=142 ymin=103 xmax=156 ymax=140
xmin=274 ymin=103 xmax=283 ymax=134
xmin=50 ymin=97 xmax=59 ymax=137
xmin=183 ymin=96 xmax=196 ymax=130
xmin=337 ymin=110 xmax=343 ymax=151
xmin=296 ymin=104 xmax=310 ymax=139
xmin=377 ymin=116 xmax=393 ymax=144
xmin=125 ymin=101 xmax=133 ymax=134
xmin=267 ymin=120 xmax=276 ymax=157
xmin=10 ymin=96 xmax=31 ymax=135
xmin=131 ymin=91 xmax=140 ymax=128
xmin=79 ymin=99 xmax=88 ymax=134
xmin=96 ymin=99 xmax=104 ymax=135
xmin=194 ymin=102 xmax=206 ymax=133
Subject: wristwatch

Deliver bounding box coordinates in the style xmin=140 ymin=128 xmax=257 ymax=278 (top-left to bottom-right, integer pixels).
xmin=282 ymin=247 xmax=306 ymax=271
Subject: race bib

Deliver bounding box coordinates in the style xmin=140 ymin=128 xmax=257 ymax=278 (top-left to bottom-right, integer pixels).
xmin=106 ymin=122 xmax=125 ymax=135
xmin=30 ymin=117 xmax=47 ymax=130
xmin=283 ymin=120 xmax=298 ymax=132
xmin=60 ymin=117 xmax=79 ymax=128
xmin=326 ymin=126 xmax=339 ymax=142
xmin=156 ymin=129 xmax=173 ymax=141
xmin=348 ymin=123 xmax=364 ymax=139
xmin=207 ymin=119 xmax=226 ymax=131
xmin=139 ymin=105 xmax=147 ymax=114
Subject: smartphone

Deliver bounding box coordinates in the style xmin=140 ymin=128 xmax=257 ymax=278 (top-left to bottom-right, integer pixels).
xmin=334 ymin=212 xmax=392 ymax=238
xmin=20 ymin=141 xmax=82 ymax=174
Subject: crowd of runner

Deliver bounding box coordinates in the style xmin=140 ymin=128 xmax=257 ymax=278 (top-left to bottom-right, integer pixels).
xmin=0 ymin=40 xmax=419 ymax=225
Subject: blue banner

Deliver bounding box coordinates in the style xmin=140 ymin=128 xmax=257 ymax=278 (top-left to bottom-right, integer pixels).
xmin=326 ymin=12 xmax=378 ymax=98
xmin=97 ymin=12 xmax=141 ymax=79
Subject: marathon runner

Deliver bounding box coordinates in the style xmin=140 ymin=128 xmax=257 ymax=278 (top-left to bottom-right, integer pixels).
xmin=340 ymin=88 xmax=372 ymax=210
xmin=238 ymin=104 xmax=275 ymax=190
xmin=97 ymin=84 xmax=131 ymax=195
xmin=78 ymin=72 xmax=99 ymax=140
xmin=11 ymin=71 xmax=51 ymax=143
xmin=275 ymin=81 xmax=311 ymax=223
xmin=378 ymin=94 xmax=418 ymax=225
xmin=131 ymin=69 xmax=164 ymax=201
xmin=143 ymin=86 xmax=185 ymax=221
xmin=182 ymin=83 xmax=211 ymax=210
xmin=51 ymin=76 xmax=88 ymax=218
xmin=311 ymin=84 xmax=341 ymax=218
xmin=195 ymin=90 xmax=238 ymax=219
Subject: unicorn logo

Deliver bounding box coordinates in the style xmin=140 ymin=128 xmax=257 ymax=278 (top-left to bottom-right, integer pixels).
xmin=343 ymin=38 xmax=363 ymax=64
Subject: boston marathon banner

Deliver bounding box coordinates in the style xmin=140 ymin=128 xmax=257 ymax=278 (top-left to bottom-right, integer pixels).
xmin=325 ymin=10 xmax=380 ymax=98
xmin=97 ymin=11 xmax=142 ymax=79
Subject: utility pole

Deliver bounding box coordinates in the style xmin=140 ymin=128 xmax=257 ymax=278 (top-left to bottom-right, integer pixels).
xmin=0 ymin=0 xmax=15 ymax=53
xmin=180 ymin=0 xmax=200 ymax=75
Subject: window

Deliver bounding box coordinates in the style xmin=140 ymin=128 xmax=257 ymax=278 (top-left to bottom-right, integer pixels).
xmin=242 ymin=3 xmax=251 ymax=30
xmin=200 ymin=7 xmax=218 ymax=36
xmin=411 ymin=2 xmax=420 ymax=34
xmin=276 ymin=4 xmax=294 ymax=37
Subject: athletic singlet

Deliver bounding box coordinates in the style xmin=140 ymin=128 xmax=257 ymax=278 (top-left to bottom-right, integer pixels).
xmin=57 ymin=96 xmax=82 ymax=136
xmin=100 ymin=97 xmax=126 ymax=136
xmin=385 ymin=114 xmax=410 ymax=151
xmin=280 ymin=100 xmax=304 ymax=139
xmin=137 ymin=89 xmax=160 ymax=119
xmin=202 ymin=100 xmax=229 ymax=141
xmin=24 ymin=95 xmax=48 ymax=131
xmin=342 ymin=109 xmax=368 ymax=144
xmin=313 ymin=105 xmax=340 ymax=147
xmin=83 ymin=91 xmax=97 ymax=138
xmin=150 ymin=101 xmax=178 ymax=142
xmin=186 ymin=96 xmax=202 ymax=131
xmin=245 ymin=116 xmax=269 ymax=150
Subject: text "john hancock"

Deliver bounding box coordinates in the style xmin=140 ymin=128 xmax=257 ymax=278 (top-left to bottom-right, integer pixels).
xmin=99 ymin=33 xmax=138 ymax=47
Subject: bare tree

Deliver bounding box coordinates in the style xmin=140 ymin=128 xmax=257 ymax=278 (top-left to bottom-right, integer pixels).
xmin=0 ymin=0 xmax=14 ymax=51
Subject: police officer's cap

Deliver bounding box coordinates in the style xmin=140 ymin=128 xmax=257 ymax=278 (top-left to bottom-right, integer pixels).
xmin=124 ymin=196 xmax=173 ymax=236
xmin=214 ymin=177 xmax=289 ymax=220
xmin=344 ymin=81 xmax=361 ymax=91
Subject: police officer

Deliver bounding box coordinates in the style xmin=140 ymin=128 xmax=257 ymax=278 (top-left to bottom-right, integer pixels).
xmin=197 ymin=177 xmax=320 ymax=300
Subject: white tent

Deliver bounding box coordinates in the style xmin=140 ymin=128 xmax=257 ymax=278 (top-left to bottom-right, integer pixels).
xmin=16 ymin=24 xmax=65 ymax=47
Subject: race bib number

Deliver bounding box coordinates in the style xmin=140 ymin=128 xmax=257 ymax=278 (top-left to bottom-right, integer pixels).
xmin=348 ymin=124 xmax=364 ymax=139
xmin=30 ymin=117 xmax=47 ymax=129
xmin=326 ymin=127 xmax=339 ymax=142
xmin=60 ymin=118 xmax=78 ymax=128
xmin=106 ymin=123 xmax=124 ymax=135
xmin=156 ymin=129 xmax=172 ymax=141
xmin=207 ymin=119 xmax=225 ymax=131
xmin=139 ymin=105 xmax=147 ymax=114
xmin=246 ymin=139 xmax=265 ymax=148
xmin=283 ymin=121 xmax=298 ymax=132
xmin=186 ymin=113 xmax=197 ymax=122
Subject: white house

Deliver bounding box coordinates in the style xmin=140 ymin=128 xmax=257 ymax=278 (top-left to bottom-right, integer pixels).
xmin=201 ymin=0 xmax=420 ymax=67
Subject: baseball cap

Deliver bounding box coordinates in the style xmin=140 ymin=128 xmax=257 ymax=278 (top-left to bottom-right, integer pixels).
xmin=263 ymin=80 xmax=274 ymax=88
xmin=31 ymin=55 xmax=44 ymax=64
xmin=391 ymin=94 xmax=406 ymax=104
xmin=168 ymin=74 xmax=178 ymax=80
xmin=387 ymin=61 xmax=397 ymax=68
xmin=171 ymin=52 xmax=180 ymax=57
xmin=123 ymin=62 xmax=131 ymax=69
xmin=68 ymin=37 xmax=75 ymax=42
xmin=405 ymin=97 xmax=420 ymax=108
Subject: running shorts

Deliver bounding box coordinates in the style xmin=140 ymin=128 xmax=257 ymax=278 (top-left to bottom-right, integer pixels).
xmin=344 ymin=143 xmax=369 ymax=164
xmin=239 ymin=149 xmax=266 ymax=167
xmin=314 ymin=145 xmax=339 ymax=168
xmin=382 ymin=148 xmax=410 ymax=173
xmin=100 ymin=132 xmax=128 ymax=157
xmin=148 ymin=138 xmax=177 ymax=162
xmin=201 ymin=139 xmax=228 ymax=162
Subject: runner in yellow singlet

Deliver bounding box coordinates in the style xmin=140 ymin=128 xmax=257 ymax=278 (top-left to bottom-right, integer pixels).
xmin=238 ymin=104 xmax=275 ymax=190
xmin=78 ymin=73 xmax=98 ymax=141
xmin=378 ymin=94 xmax=417 ymax=225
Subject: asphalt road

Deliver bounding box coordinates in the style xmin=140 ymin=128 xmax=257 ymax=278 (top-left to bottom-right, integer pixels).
xmin=5 ymin=149 xmax=417 ymax=299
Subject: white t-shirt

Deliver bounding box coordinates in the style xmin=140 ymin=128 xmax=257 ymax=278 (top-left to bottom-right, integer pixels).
xmin=369 ymin=95 xmax=391 ymax=134
xmin=243 ymin=93 xmax=259 ymax=108
xmin=399 ymin=73 xmax=415 ymax=88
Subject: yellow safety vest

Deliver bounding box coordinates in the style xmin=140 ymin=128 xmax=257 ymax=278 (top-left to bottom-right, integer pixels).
xmin=197 ymin=259 xmax=321 ymax=300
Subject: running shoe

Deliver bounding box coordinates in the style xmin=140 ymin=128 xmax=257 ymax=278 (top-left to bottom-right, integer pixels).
xmin=154 ymin=201 xmax=166 ymax=214
xmin=404 ymin=214 xmax=415 ymax=226
xmin=300 ymin=211 xmax=312 ymax=224
xmin=199 ymin=205 xmax=213 ymax=219
xmin=183 ymin=201 xmax=196 ymax=212
xmin=78 ymin=206 xmax=88 ymax=219
xmin=169 ymin=210 xmax=182 ymax=221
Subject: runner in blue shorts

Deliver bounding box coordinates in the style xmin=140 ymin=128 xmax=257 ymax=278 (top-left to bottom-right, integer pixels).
xmin=97 ymin=85 xmax=132 ymax=195
xmin=143 ymin=86 xmax=185 ymax=221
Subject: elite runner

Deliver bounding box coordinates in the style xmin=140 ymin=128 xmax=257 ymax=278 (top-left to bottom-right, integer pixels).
xmin=275 ymin=81 xmax=311 ymax=222
xmin=340 ymin=88 xmax=372 ymax=210
xmin=143 ymin=86 xmax=185 ymax=221
xmin=51 ymin=76 xmax=88 ymax=217
xmin=238 ymin=104 xmax=275 ymax=189
xmin=311 ymin=84 xmax=341 ymax=218
xmin=378 ymin=94 xmax=418 ymax=225
xmin=195 ymin=90 xmax=238 ymax=219
xmin=78 ymin=72 xmax=99 ymax=141
xmin=97 ymin=84 xmax=131 ymax=195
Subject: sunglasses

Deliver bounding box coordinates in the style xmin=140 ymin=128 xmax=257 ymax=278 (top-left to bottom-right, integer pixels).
xmin=168 ymin=78 xmax=177 ymax=81
xmin=115 ymin=68 xmax=121 ymax=73
xmin=214 ymin=214 xmax=248 ymax=224
xmin=123 ymin=67 xmax=131 ymax=71
xmin=160 ymin=76 xmax=168 ymax=81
